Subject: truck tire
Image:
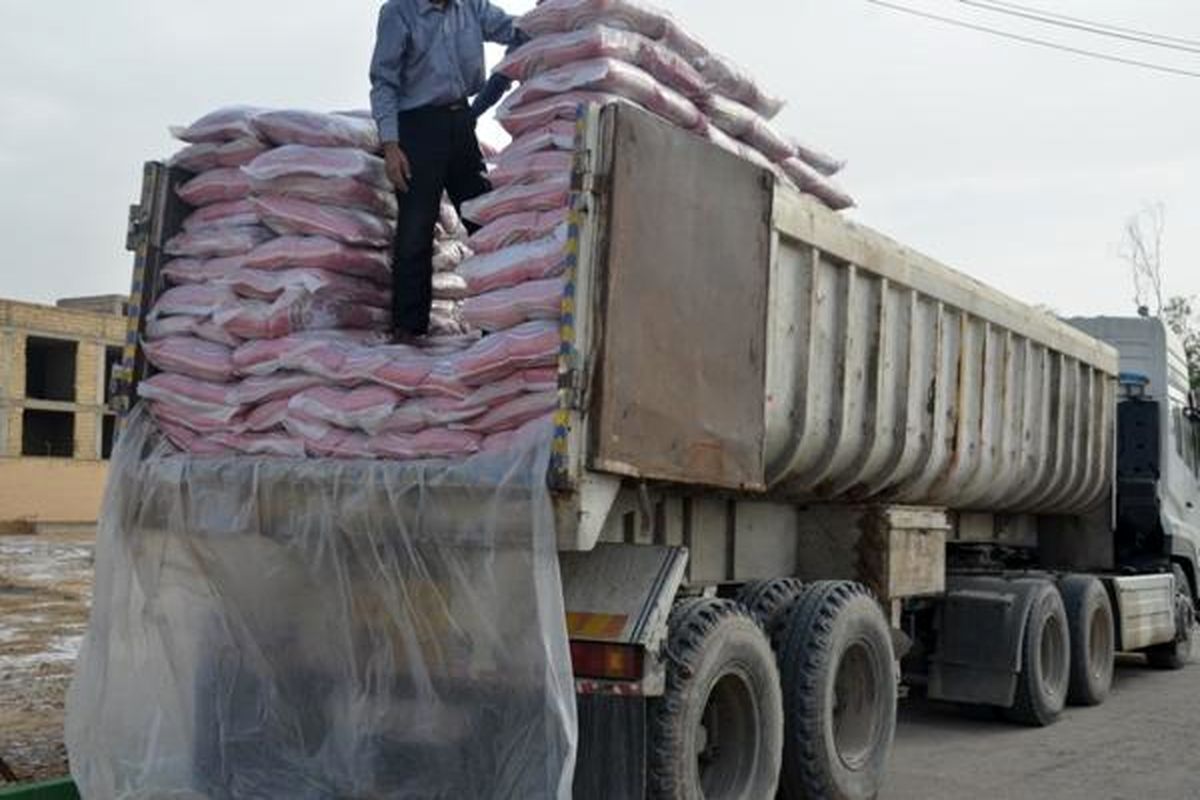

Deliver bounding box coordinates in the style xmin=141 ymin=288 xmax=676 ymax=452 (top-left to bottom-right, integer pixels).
xmin=1006 ymin=581 xmax=1070 ymax=726
xmin=649 ymin=598 xmax=783 ymax=799
xmin=776 ymin=582 xmax=896 ymax=800
xmin=1059 ymin=575 xmax=1114 ymax=706
xmin=736 ymin=578 xmax=805 ymax=640
xmin=1146 ymin=566 xmax=1195 ymax=670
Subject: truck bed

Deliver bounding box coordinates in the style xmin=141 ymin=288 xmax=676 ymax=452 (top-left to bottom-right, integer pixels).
xmin=550 ymin=104 xmax=1118 ymax=549
xmin=120 ymin=103 xmax=1120 ymax=554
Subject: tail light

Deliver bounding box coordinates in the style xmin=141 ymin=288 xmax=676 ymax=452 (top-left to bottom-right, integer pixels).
xmin=570 ymin=641 xmax=645 ymax=682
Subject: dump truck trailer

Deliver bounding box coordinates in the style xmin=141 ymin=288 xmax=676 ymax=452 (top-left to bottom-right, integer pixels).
xmin=104 ymin=103 xmax=1200 ymax=800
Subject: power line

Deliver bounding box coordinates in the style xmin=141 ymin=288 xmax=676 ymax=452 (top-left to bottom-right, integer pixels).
xmin=865 ymin=0 xmax=1200 ymax=80
xmin=961 ymin=0 xmax=1200 ymax=49
xmin=954 ymin=0 xmax=1200 ymax=54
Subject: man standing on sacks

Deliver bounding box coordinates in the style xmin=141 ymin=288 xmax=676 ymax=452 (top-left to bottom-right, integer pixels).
xmin=370 ymin=0 xmax=527 ymax=342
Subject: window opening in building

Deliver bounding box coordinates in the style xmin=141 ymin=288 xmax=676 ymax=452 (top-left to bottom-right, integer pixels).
xmin=22 ymin=410 xmax=75 ymax=458
xmin=104 ymin=346 xmax=123 ymax=406
xmin=25 ymin=337 xmax=78 ymax=403
xmin=102 ymin=414 xmax=117 ymax=460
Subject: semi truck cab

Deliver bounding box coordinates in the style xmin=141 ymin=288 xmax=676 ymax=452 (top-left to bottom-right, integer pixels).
xmin=1074 ymin=316 xmax=1200 ymax=612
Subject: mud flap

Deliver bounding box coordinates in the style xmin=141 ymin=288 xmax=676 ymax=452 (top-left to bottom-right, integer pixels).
xmin=574 ymin=695 xmax=646 ymax=800
xmin=928 ymin=575 xmax=1048 ymax=707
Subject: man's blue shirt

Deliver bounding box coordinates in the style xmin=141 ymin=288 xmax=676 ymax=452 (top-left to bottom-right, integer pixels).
xmin=370 ymin=0 xmax=522 ymax=142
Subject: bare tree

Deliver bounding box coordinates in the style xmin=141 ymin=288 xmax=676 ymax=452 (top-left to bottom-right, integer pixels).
xmin=1119 ymin=204 xmax=1199 ymax=395
xmin=1163 ymin=296 xmax=1200 ymax=395
xmin=1120 ymin=203 xmax=1166 ymax=316
xmin=1163 ymin=296 xmax=1192 ymax=338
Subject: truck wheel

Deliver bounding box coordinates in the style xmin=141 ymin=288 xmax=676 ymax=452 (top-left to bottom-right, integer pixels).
xmin=649 ymin=598 xmax=784 ymax=799
xmin=1146 ymin=566 xmax=1195 ymax=670
xmin=776 ymin=582 xmax=896 ymax=800
xmin=1006 ymin=581 xmax=1070 ymax=726
xmin=736 ymin=578 xmax=805 ymax=640
xmin=1060 ymin=575 xmax=1114 ymax=706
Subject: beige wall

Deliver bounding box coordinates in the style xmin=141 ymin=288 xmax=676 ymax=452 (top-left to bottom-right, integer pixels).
xmin=0 ymin=299 xmax=126 ymax=342
xmin=0 ymin=298 xmax=125 ymax=463
xmin=0 ymin=298 xmax=124 ymax=517
xmin=0 ymin=458 xmax=108 ymax=524
xmin=3 ymin=329 xmax=27 ymax=402
xmin=3 ymin=408 xmax=18 ymax=459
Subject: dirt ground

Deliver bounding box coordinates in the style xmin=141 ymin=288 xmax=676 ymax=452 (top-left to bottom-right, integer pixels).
xmin=4 ymin=530 xmax=1200 ymax=797
xmin=0 ymin=529 xmax=94 ymax=784
xmin=883 ymin=647 xmax=1200 ymax=799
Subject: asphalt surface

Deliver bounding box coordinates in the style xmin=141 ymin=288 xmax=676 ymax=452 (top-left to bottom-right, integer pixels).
xmin=882 ymin=651 xmax=1200 ymax=800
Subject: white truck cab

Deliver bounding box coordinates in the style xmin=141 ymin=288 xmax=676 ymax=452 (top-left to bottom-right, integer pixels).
xmin=1072 ymin=316 xmax=1200 ymax=596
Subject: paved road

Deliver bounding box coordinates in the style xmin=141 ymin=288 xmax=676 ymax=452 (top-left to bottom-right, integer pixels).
xmin=883 ymin=653 xmax=1200 ymax=800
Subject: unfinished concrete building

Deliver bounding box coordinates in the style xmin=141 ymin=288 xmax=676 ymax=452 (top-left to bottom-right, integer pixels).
xmin=0 ymin=296 xmax=127 ymax=528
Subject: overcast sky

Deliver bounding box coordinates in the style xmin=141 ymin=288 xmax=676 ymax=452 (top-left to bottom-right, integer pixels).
xmin=1 ymin=0 xmax=1196 ymax=317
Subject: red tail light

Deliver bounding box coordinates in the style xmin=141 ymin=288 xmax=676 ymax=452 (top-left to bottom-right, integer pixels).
xmin=570 ymin=641 xmax=645 ymax=682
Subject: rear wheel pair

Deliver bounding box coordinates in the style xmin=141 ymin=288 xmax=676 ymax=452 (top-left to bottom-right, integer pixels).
xmin=1011 ymin=568 xmax=1194 ymax=727
xmin=1061 ymin=575 xmax=1116 ymax=706
xmin=648 ymin=582 xmax=896 ymax=800
xmin=1007 ymin=577 xmax=1116 ymax=726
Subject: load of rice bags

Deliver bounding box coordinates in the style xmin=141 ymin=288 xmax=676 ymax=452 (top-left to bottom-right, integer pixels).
xmin=146 ymin=107 xmax=535 ymax=460
xmin=494 ymin=0 xmax=854 ymax=209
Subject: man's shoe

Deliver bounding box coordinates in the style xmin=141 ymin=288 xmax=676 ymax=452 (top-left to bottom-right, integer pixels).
xmin=391 ymin=329 xmax=425 ymax=346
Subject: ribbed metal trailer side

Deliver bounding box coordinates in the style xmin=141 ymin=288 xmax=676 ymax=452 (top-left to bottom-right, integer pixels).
xmin=765 ymin=192 xmax=1117 ymax=515
xmin=551 ymin=104 xmax=1118 ymax=555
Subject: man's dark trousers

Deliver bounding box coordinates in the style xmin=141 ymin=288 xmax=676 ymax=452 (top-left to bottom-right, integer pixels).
xmin=392 ymin=103 xmax=490 ymax=336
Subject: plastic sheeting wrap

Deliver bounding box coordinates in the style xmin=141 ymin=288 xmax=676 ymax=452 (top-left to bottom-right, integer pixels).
xmin=66 ymin=407 xmax=577 ymax=799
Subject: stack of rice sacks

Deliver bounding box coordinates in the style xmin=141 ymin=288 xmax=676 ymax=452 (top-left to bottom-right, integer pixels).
xmin=141 ymin=106 xmax=558 ymax=460
xmin=444 ymin=0 xmax=855 ymax=451
xmin=490 ymin=0 xmax=853 ymax=209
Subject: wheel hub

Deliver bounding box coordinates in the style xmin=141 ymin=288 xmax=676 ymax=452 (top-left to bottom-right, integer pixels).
xmin=1088 ymin=607 xmax=1112 ymax=682
xmin=833 ymin=639 xmax=883 ymax=771
xmin=1040 ymin=612 xmax=1067 ymax=699
xmin=695 ymin=669 xmax=758 ymax=797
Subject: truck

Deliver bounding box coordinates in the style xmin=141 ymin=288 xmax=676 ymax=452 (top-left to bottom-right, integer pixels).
xmin=92 ymin=102 xmax=1199 ymax=800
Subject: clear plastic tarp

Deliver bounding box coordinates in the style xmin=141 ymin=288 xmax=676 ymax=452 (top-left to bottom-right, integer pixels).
xmin=66 ymin=406 xmax=576 ymax=799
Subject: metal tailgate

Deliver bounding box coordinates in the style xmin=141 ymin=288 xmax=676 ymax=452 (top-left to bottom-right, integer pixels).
xmin=588 ymin=105 xmax=773 ymax=491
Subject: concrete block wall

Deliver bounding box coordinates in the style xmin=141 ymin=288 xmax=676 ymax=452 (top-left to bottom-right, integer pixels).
xmin=0 ymin=297 xmax=126 ymax=522
xmin=4 ymin=329 xmax=27 ymax=404
xmin=0 ymin=299 xmax=126 ymax=341
xmin=75 ymin=340 xmax=103 ymax=459
xmin=0 ymin=330 xmax=13 ymax=456
xmin=76 ymin=340 xmax=101 ymax=405
xmin=75 ymin=412 xmax=99 ymax=461
xmin=4 ymin=407 xmax=19 ymax=458
xmin=0 ymin=459 xmax=110 ymax=524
